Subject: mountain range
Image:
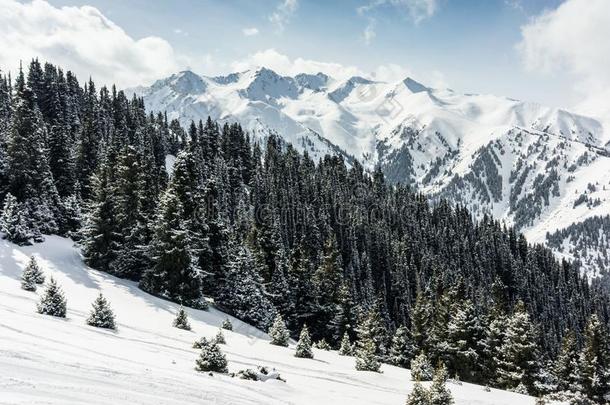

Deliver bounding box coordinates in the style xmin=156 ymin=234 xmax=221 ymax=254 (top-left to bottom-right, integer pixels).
xmin=129 ymin=67 xmax=610 ymax=277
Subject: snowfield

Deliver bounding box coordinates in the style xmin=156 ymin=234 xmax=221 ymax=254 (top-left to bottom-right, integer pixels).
xmin=0 ymin=236 xmax=538 ymax=405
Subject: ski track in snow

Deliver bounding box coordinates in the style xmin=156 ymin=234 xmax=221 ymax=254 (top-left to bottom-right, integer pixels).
xmin=0 ymin=236 xmax=537 ymax=405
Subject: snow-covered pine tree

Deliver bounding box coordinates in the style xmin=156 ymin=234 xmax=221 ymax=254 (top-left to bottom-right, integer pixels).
xmin=496 ymin=301 xmax=540 ymax=395
xmin=339 ymin=332 xmax=353 ymax=356
xmin=1 ymin=193 xmax=32 ymax=245
xmin=195 ymin=340 xmax=228 ymax=373
xmin=221 ymin=318 xmax=233 ymax=331
xmin=37 ymin=277 xmax=67 ymax=317
xmin=214 ymin=329 xmax=226 ymax=344
xmin=406 ymin=381 xmax=430 ymax=405
xmin=429 ymin=363 xmax=454 ymax=405
xmin=577 ymin=314 xmax=610 ymax=403
xmin=314 ymin=339 xmax=331 ymax=351
xmin=217 ymin=245 xmax=276 ymax=330
xmin=446 ymin=299 xmax=482 ymax=382
xmin=411 ymin=285 xmax=432 ymax=356
xmin=173 ymin=306 xmax=191 ymax=331
xmin=355 ymin=332 xmax=381 ymax=372
xmin=411 ymin=352 xmax=434 ymax=381
xmin=390 ymin=326 xmax=414 ymax=368
xmin=269 ymin=314 xmax=290 ymax=347
xmin=21 ymin=263 xmax=37 ymax=291
xmin=295 ymin=325 xmax=313 ymax=359
xmin=552 ymin=330 xmax=580 ymax=395
xmin=86 ymin=293 xmax=116 ymax=330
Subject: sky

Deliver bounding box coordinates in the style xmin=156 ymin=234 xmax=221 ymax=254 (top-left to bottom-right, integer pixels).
xmin=0 ymin=0 xmax=609 ymax=122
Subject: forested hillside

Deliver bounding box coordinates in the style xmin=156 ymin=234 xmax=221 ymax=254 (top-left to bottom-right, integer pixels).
xmin=1 ymin=60 xmax=610 ymax=402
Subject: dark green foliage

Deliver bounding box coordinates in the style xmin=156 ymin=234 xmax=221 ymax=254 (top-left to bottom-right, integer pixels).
xmin=37 ymin=277 xmax=67 ymax=318
xmin=269 ymin=314 xmax=290 ymax=347
xmin=295 ymin=325 xmax=313 ymax=359
xmin=86 ymin=293 xmax=116 ymax=330
xmin=195 ymin=339 xmax=228 ymax=373
xmin=173 ymin=307 xmax=191 ymax=330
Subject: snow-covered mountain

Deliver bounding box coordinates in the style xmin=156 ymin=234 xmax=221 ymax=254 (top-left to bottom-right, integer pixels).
xmin=0 ymin=236 xmax=539 ymax=405
xmin=129 ymin=68 xmax=610 ymax=276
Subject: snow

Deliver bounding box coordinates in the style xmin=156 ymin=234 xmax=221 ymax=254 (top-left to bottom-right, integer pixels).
xmin=0 ymin=236 xmax=538 ymax=405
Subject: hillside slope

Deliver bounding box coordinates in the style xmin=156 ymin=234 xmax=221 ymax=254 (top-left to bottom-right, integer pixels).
xmin=130 ymin=68 xmax=610 ymax=276
xmin=0 ymin=236 xmax=536 ymax=405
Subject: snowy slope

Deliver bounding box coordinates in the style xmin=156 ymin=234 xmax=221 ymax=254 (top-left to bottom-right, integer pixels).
xmin=0 ymin=236 xmax=538 ymax=405
xmin=129 ymin=68 xmax=610 ymax=276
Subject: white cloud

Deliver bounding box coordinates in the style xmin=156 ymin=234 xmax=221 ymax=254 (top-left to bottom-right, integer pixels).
xmin=0 ymin=0 xmax=192 ymax=88
xmin=363 ymin=19 xmax=376 ymax=45
xmin=517 ymin=0 xmax=610 ymax=127
xmin=242 ymin=27 xmax=260 ymax=37
xmin=357 ymin=0 xmax=438 ymax=44
xmin=229 ymin=48 xmax=442 ymax=88
xmin=268 ymin=0 xmax=298 ymax=32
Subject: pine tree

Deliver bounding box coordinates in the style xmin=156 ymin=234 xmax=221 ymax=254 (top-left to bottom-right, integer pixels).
xmin=553 ymin=330 xmax=580 ymax=394
xmin=390 ymin=326 xmax=414 ymax=368
xmin=195 ymin=340 xmax=228 ymax=373
xmin=1 ymin=193 xmax=32 ymax=245
xmin=269 ymin=314 xmax=290 ymax=347
xmin=411 ymin=286 xmax=432 ymax=356
xmin=446 ymin=299 xmax=482 ymax=382
xmin=221 ymin=318 xmax=233 ymax=331
xmin=295 ymin=325 xmax=314 ymax=359
xmin=37 ymin=277 xmax=67 ymax=317
xmin=578 ymin=314 xmax=610 ymax=403
xmin=173 ymin=306 xmax=191 ymax=331
xmin=21 ymin=255 xmax=44 ymax=291
xmin=314 ymin=339 xmax=332 ymax=351
xmin=339 ymin=332 xmax=353 ymax=356
xmin=214 ymin=329 xmax=226 ymax=344
xmin=496 ymin=301 xmax=540 ymax=394
xmin=355 ymin=332 xmax=381 ymax=372
xmin=86 ymin=293 xmax=116 ymax=330
xmin=411 ymin=352 xmax=434 ymax=381
xmin=21 ymin=262 xmax=38 ymax=291
xmin=406 ymin=381 xmax=430 ymax=405
xmin=429 ymin=363 xmax=454 ymax=405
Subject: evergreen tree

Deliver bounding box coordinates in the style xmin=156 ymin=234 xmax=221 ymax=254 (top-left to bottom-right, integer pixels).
xmin=446 ymin=299 xmax=482 ymax=382
xmin=339 ymin=332 xmax=353 ymax=356
xmin=390 ymin=326 xmax=414 ymax=368
xmin=195 ymin=340 xmax=228 ymax=373
xmin=354 ymin=311 xmax=383 ymax=372
xmin=214 ymin=329 xmax=226 ymax=344
xmin=496 ymin=301 xmax=540 ymax=394
xmin=314 ymin=339 xmax=332 ymax=350
xmin=406 ymin=382 xmax=430 ymax=405
xmin=295 ymin=325 xmax=314 ymax=359
xmin=1 ymin=193 xmax=32 ymax=245
xmin=21 ymin=262 xmax=38 ymax=291
xmin=23 ymin=255 xmax=44 ymax=284
xmin=140 ymin=188 xmax=203 ymax=308
xmin=553 ymin=330 xmax=581 ymax=394
xmin=217 ymin=245 xmax=275 ymax=330
xmin=37 ymin=277 xmax=67 ymax=317
xmin=411 ymin=353 xmax=434 ymax=381
xmin=86 ymin=293 xmax=116 ymax=330
xmin=269 ymin=314 xmax=290 ymax=347
xmin=173 ymin=306 xmax=191 ymax=331
xmin=221 ymin=318 xmax=233 ymax=331
xmin=429 ymin=363 xmax=454 ymax=405
xmin=578 ymin=315 xmax=610 ymax=403
xmin=411 ymin=286 xmax=432 ymax=356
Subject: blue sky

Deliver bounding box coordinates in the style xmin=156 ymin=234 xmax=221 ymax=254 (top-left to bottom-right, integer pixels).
xmin=3 ymin=0 xmax=608 ymax=118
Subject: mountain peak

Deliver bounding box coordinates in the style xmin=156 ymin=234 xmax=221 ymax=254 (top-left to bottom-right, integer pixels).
xmin=402 ymin=77 xmax=428 ymax=93
xmin=163 ymin=70 xmax=206 ymax=95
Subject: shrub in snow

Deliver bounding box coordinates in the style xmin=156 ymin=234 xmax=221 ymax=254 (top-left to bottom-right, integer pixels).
xmin=173 ymin=306 xmax=191 ymax=330
xmin=295 ymin=325 xmax=313 ymax=359
xmin=268 ymin=314 xmax=290 ymax=347
xmin=411 ymin=353 xmax=433 ymax=381
xmin=236 ymin=366 xmax=285 ymax=382
xmin=214 ymin=329 xmax=226 ymax=344
xmin=195 ymin=341 xmax=228 ymax=373
xmin=314 ymin=339 xmax=331 ymax=351
xmin=221 ymin=318 xmax=233 ymax=331
xmin=86 ymin=293 xmax=116 ymax=330
xmin=406 ymin=381 xmax=430 ymax=405
xmin=37 ymin=277 xmax=67 ymax=318
xmin=429 ymin=363 xmax=454 ymax=405
xmin=339 ymin=332 xmax=353 ymax=356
